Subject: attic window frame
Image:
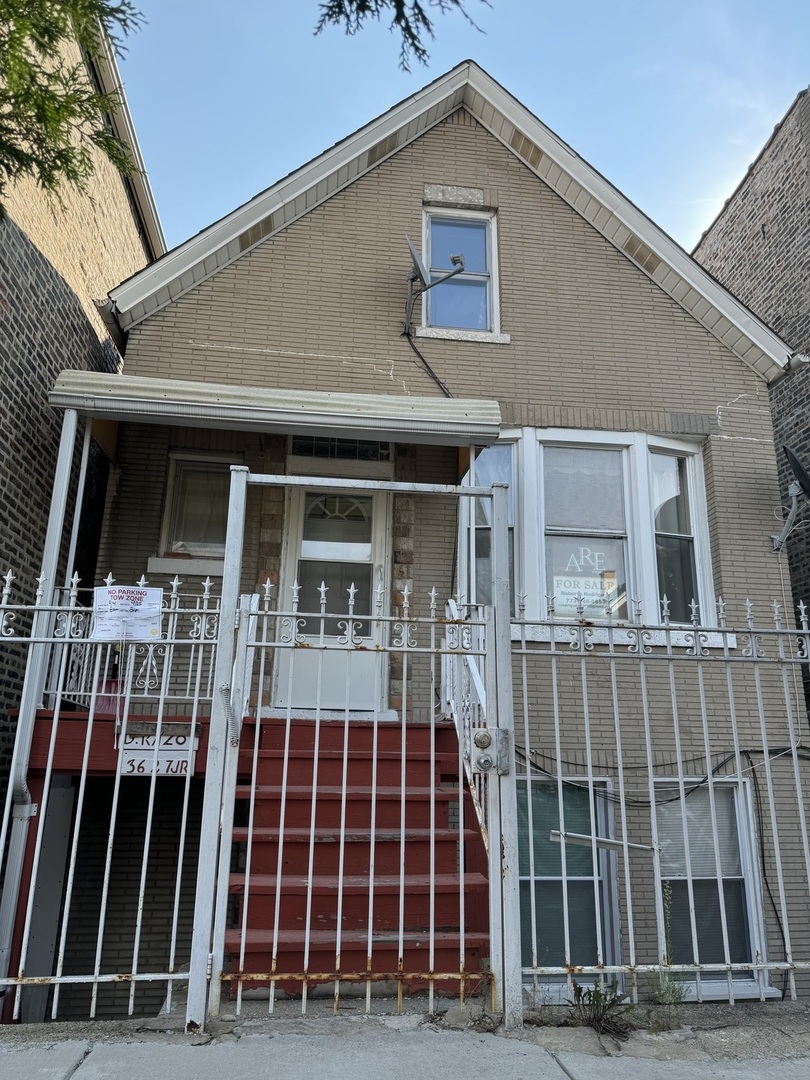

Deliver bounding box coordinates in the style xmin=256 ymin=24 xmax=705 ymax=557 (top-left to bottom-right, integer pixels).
xmin=417 ymin=207 xmax=510 ymax=345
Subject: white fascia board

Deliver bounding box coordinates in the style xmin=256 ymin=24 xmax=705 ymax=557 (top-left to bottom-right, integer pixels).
xmin=462 ymin=67 xmax=791 ymax=375
xmin=109 ymin=64 xmax=473 ymax=317
xmin=48 ymin=370 xmax=502 ymax=446
xmin=93 ymin=34 xmax=166 ymax=259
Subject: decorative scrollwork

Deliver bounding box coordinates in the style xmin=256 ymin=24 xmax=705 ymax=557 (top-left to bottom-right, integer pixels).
xmin=741 ymin=633 xmax=765 ymax=660
xmin=279 ymin=616 xmax=307 ymax=645
xmin=336 ymin=618 xmax=364 ymax=646
xmin=190 ymin=612 xmax=218 ymax=641
xmin=391 ymin=620 xmax=418 ymax=648
xmin=134 ymin=643 xmax=163 ymax=691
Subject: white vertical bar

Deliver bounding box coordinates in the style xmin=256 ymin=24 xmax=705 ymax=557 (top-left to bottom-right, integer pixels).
xmin=186 ymin=465 xmax=248 ymax=1032
xmin=0 ymin=409 xmax=79 ymax=990
xmin=63 ymin=420 xmax=93 ymax=590
xmin=208 ymin=596 xmax=253 ymax=1017
xmin=489 ymin=483 xmax=523 ymax=1029
xmin=606 ymin=626 xmax=637 ymax=1000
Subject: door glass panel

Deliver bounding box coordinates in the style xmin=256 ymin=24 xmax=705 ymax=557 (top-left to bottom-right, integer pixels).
xmin=303 ymin=493 xmax=372 ymax=544
xmin=297 ymin=561 xmax=372 ymax=636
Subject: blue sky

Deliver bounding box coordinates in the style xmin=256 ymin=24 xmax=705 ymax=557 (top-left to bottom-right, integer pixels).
xmin=119 ymin=1 xmax=809 ymax=252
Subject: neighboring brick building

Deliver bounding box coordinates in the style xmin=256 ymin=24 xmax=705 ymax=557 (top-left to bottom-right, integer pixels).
xmin=693 ymin=88 xmax=810 ymax=610
xmin=0 ymin=34 xmax=164 ymax=771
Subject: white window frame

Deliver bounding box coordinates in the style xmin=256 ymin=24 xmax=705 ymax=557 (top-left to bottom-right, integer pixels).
xmin=147 ymin=452 xmax=242 ymax=577
xmin=652 ymin=778 xmax=777 ymax=1001
xmin=518 ymin=774 xmax=621 ymax=1001
xmin=417 ymin=207 xmax=510 ymax=344
xmin=461 ymin=429 xmax=718 ymax=635
xmin=535 ymin=430 xmax=715 ymax=626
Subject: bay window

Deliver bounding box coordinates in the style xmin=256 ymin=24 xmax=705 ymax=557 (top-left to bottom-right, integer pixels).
xmin=461 ymin=430 xmax=713 ymax=625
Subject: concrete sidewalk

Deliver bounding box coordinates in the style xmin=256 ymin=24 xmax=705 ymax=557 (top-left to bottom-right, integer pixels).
xmin=3 ymin=1002 xmax=810 ymax=1080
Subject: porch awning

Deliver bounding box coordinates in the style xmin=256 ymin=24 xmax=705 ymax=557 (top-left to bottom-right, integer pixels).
xmin=49 ymin=371 xmax=502 ymax=446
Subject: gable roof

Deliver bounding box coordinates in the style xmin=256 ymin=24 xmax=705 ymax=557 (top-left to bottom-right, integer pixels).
xmin=108 ymin=61 xmax=790 ymax=382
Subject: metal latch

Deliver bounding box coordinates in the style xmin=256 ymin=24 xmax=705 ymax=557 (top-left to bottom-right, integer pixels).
xmin=470 ymin=728 xmax=510 ymax=775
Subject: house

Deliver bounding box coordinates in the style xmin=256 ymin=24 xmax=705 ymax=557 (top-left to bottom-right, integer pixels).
xmin=692 ymin=87 xmax=810 ymax=615
xmin=1 ymin=61 xmax=808 ymax=1032
xmin=0 ymin=30 xmax=165 ymax=776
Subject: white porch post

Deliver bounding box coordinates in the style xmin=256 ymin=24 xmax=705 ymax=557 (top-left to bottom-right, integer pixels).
xmin=0 ymin=408 xmax=80 ymax=992
xmin=489 ymin=482 xmax=523 ymax=1028
xmin=185 ymin=466 xmax=248 ymax=1032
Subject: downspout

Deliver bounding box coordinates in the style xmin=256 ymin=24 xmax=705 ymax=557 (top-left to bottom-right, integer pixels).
xmin=0 ymin=409 xmax=80 ymax=998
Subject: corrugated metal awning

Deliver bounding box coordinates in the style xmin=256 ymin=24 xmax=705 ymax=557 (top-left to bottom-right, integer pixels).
xmin=49 ymin=371 xmax=502 ymax=446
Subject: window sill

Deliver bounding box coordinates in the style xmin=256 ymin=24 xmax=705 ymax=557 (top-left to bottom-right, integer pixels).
xmin=511 ymin=623 xmax=737 ymax=650
xmin=415 ymin=326 xmax=511 ymax=345
xmin=679 ymin=981 xmax=781 ymax=1001
xmin=146 ymin=556 xmax=224 ymax=578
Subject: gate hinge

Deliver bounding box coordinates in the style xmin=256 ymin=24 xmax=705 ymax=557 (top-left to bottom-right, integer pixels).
xmin=234 ymin=608 xmax=241 ymax=630
xmin=206 ymin=952 xmax=213 ymax=978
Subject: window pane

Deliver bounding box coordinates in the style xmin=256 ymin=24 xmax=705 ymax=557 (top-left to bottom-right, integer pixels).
xmin=657 ymin=787 xmax=742 ymax=877
xmin=520 ymin=880 xmax=603 ymax=967
xmin=544 ymin=447 xmax=625 ymax=531
xmin=296 ymin=561 xmax=372 ymax=636
xmin=431 ymin=218 xmax=487 ymax=272
xmin=303 ymin=494 xmax=372 ymax=545
xmin=653 ymin=455 xmax=691 ymax=534
xmin=656 ymin=535 xmax=697 ymax=622
xmin=429 ymin=276 xmax=489 ymax=330
xmin=169 ymin=465 xmax=230 ymax=555
xmin=517 ymin=782 xmax=598 ymax=878
xmin=471 ymin=527 xmax=515 ymax=612
xmin=546 ymin=536 xmax=628 ymax=620
xmin=666 ymin=880 xmax=751 ymax=965
xmin=472 ymin=445 xmax=513 ymax=526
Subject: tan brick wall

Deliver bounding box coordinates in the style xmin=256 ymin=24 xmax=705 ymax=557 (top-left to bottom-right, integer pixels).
xmin=120 ymin=107 xmax=785 ymax=610
xmin=3 ymin=37 xmax=151 ymax=345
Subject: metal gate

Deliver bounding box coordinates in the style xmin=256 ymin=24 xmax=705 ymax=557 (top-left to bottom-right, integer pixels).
xmin=0 ymin=470 xmax=523 ymax=1030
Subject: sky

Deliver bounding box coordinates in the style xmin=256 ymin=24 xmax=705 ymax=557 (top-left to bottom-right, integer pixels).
xmin=118 ymin=1 xmax=810 ymax=253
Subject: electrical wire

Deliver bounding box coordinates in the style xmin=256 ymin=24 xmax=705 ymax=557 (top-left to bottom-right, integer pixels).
xmin=403 ymin=331 xmax=453 ymax=398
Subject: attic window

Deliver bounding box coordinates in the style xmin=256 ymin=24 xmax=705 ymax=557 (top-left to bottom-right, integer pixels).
xmin=423 ymin=209 xmax=499 ymax=332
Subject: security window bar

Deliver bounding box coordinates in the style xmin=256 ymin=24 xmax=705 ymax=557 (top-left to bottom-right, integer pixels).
xmin=655 ymin=784 xmax=753 ymax=976
xmin=427 ymin=215 xmax=491 ymax=331
xmin=543 ymin=446 xmax=629 ymax=621
xmin=652 ymin=454 xmax=698 ymax=623
xmin=517 ymin=779 xmax=611 ymax=971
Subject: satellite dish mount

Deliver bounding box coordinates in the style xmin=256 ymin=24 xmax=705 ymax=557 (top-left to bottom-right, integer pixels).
xmin=772 ymin=446 xmax=810 ymax=551
xmin=404 ymin=236 xmax=465 ymax=335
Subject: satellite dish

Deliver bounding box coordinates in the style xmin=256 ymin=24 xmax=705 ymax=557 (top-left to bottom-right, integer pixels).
xmin=406 ymin=236 xmax=430 ymax=287
xmin=785 ymin=446 xmax=810 ymax=498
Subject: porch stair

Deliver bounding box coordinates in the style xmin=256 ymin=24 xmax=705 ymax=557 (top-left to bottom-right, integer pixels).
xmin=225 ymin=718 xmax=490 ymax=992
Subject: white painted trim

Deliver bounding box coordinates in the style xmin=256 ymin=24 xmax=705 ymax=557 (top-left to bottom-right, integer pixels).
xmin=146 ymin=557 xmax=224 ymax=578
xmin=50 ymin=370 xmax=502 ymax=447
xmin=415 ymin=327 xmax=511 ymax=345
xmin=105 ymin=61 xmax=789 ymax=379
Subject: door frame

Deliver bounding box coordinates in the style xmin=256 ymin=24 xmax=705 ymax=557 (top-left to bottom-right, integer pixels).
xmin=274 ymin=481 xmax=392 ymax=712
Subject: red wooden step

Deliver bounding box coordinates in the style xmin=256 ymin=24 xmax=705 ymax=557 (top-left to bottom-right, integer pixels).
xmin=223 ymin=927 xmax=490 ymax=979
xmin=254 ymin=719 xmax=460 ymax=755
xmin=229 ymin=827 xmax=478 ymax=875
xmin=237 ymin=784 xmax=459 ymax=829
xmin=239 ymin=749 xmax=461 ymax=787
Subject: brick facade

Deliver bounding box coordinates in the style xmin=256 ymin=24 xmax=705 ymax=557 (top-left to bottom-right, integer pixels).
xmin=693 ymin=89 xmax=810 ymax=612
xmin=0 ymin=36 xmax=158 ymax=776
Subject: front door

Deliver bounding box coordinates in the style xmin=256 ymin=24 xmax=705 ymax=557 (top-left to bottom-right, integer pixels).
xmin=275 ymin=488 xmax=390 ymax=711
